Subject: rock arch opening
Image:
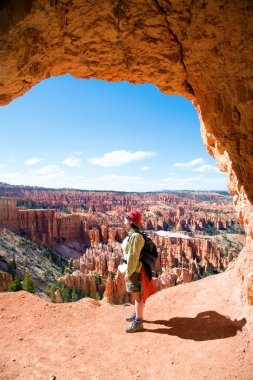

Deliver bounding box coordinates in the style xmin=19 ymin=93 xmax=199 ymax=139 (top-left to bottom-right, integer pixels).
xmin=1 ymin=74 xmax=227 ymax=192
xmin=0 ymin=0 xmax=252 ymax=302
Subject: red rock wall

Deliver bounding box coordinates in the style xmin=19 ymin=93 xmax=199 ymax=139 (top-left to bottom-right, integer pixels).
xmin=0 ymin=198 xmax=127 ymax=249
xmin=18 ymin=209 xmax=57 ymax=242
xmin=0 ymin=198 xmax=19 ymax=230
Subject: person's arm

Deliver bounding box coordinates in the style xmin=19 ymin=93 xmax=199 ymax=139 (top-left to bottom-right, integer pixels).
xmin=126 ymin=233 xmax=144 ymax=277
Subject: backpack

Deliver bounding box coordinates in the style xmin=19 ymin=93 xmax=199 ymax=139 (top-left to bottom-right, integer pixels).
xmin=139 ymin=232 xmax=158 ymax=280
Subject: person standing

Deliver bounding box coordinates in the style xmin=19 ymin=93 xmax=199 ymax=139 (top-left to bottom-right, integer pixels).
xmin=121 ymin=210 xmax=145 ymax=333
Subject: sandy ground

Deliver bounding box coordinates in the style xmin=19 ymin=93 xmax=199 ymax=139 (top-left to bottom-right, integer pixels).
xmin=0 ymin=266 xmax=253 ymax=380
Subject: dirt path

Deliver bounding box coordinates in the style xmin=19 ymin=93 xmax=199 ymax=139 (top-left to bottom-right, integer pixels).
xmin=0 ymin=267 xmax=253 ymax=380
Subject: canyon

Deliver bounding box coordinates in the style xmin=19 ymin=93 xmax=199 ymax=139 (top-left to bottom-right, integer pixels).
xmin=0 ymin=187 xmax=245 ymax=303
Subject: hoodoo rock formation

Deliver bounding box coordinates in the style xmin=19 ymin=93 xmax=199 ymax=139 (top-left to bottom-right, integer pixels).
xmin=0 ymin=1 xmax=252 ymax=302
xmin=57 ymin=233 xmax=231 ymax=303
xmin=1 ymin=195 xmax=240 ymax=301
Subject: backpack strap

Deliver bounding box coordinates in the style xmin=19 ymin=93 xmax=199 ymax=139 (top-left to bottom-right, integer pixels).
xmin=127 ymin=229 xmax=142 ymax=239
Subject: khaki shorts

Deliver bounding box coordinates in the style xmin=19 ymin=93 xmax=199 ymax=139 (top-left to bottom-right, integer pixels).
xmin=126 ymin=272 xmax=142 ymax=293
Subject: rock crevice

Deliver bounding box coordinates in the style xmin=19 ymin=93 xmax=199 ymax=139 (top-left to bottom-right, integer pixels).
xmin=153 ymin=0 xmax=195 ymax=96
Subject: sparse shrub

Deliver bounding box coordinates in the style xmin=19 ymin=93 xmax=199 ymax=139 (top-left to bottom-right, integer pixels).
xmin=92 ymin=292 xmax=100 ymax=301
xmin=22 ymin=271 xmax=35 ymax=293
xmin=58 ymin=283 xmax=71 ymax=302
xmin=8 ymin=277 xmax=22 ymax=292
xmin=77 ymin=288 xmax=86 ymax=299
xmin=71 ymin=288 xmax=79 ymax=302
xmin=50 ymin=284 xmax=58 ymax=303
xmin=95 ymin=273 xmax=103 ymax=284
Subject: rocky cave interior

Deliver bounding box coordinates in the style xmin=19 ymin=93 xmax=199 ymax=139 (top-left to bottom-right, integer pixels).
xmin=0 ymin=0 xmax=252 ymax=302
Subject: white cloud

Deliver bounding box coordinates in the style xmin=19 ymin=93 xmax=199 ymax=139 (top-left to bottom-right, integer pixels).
xmin=0 ymin=164 xmax=6 ymax=169
xmin=200 ymin=177 xmax=227 ymax=184
xmin=74 ymin=151 xmax=83 ymax=156
xmin=27 ymin=173 xmax=148 ymax=192
xmin=193 ymin=164 xmax=219 ymax=173
xmin=162 ymin=175 xmax=203 ymax=183
xmin=160 ymin=174 xmax=227 ymax=190
xmin=62 ymin=157 xmax=81 ymax=167
xmin=174 ymin=158 xmax=205 ymax=168
xmin=35 ymin=165 xmax=64 ymax=175
xmin=24 ymin=157 xmax=42 ymax=166
xmin=95 ymin=174 xmax=140 ymax=183
xmin=88 ymin=150 xmax=156 ymax=167
xmin=91 ymin=174 xmax=151 ymax=191
xmin=0 ymin=172 xmax=29 ymax=183
xmin=141 ymin=166 xmax=154 ymax=171
xmin=0 ymin=169 xmax=228 ymax=192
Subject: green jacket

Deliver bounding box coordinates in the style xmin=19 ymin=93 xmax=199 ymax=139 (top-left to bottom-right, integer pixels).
xmin=121 ymin=229 xmax=145 ymax=277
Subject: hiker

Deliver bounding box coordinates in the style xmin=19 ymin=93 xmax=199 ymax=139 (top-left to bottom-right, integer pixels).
xmin=121 ymin=210 xmax=145 ymax=333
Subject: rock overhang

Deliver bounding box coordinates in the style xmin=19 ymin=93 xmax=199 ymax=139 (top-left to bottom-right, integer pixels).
xmin=0 ymin=0 xmax=252 ymax=298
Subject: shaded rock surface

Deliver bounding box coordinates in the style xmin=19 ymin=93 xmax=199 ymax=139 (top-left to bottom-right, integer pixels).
xmin=0 ymin=270 xmax=12 ymax=291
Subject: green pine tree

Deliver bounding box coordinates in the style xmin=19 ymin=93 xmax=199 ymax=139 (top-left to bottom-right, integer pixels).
xmin=50 ymin=284 xmax=58 ymax=303
xmin=8 ymin=277 xmax=23 ymax=292
xmin=92 ymin=292 xmax=100 ymax=301
xmin=59 ymin=283 xmax=70 ymax=302
xmin=23 ymin=271 xmax=35 ymax=293
xmin=71 ymin=288 xmax=78 ymax=302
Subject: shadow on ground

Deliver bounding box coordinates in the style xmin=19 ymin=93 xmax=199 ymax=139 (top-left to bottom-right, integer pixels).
xmin=144 ymin=311 xmax=246 ymax=341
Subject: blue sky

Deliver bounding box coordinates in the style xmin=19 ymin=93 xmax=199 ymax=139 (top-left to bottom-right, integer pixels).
xmin=0 ymin=74 xmax=227 ymax=191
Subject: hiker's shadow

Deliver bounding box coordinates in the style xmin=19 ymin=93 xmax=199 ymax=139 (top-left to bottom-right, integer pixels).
xmin=144 ymin=311 xmax=246 ymax=341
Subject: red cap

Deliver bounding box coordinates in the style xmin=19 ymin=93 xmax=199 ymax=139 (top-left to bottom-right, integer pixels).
xmin=125 ymin=210 xmax=142 ymax=225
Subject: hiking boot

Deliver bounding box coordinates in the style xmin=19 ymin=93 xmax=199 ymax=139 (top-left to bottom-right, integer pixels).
xmin=125 ymin=311 xmax=136 ymax=322
xmin=124 ymin=319 xmax=144 ymax=333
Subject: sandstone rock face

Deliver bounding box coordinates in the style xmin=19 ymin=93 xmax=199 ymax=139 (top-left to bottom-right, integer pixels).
xmin=0 ymin=270 xmax=12 ymax=291
xmin=153 ymin=234 xmax=228 ymax=274
xmin=234 ymin=240 xmax=253 ymax=305
xmin=0 ymin=198 xmax=19 ymax=230
xmin=58 ymin=233 xmax=230 ymax=303
xmin=0 ymin=197 xmax=125 ymax=250
xmin=0 ymin=1 xmax=252 ymax=300
xmin=104 ymin=273 xmax=128 ymax=304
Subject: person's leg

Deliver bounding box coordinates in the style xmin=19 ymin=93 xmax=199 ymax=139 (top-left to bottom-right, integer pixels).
xmin=125 ymin=273 xmax=144 ymax=331
xmin=124 ymin=292 xmax=144 ymax=332
xmin=132 ymin=292 xmax=144 ymax=319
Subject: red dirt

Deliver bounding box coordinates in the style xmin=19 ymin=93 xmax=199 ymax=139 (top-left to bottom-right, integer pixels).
xmin=0 ymin=266 xmax=253 ymax=380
